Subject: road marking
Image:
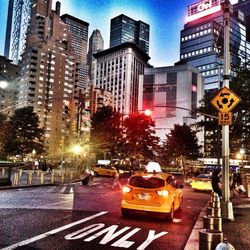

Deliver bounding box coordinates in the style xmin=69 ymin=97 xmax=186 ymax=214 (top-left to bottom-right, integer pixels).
xmin=1 ymin=211 xmax=108 ymax=250
xmin=60 ymin=186 xmax=67 ymax=193
xmin=65 ymin=223 xmax=168 ymax=249
xmin=69 ymin=187 xmax=73 ymax=193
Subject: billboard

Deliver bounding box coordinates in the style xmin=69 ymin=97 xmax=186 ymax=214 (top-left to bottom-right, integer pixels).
xmin=187 ymin=0 xmax=221 ymax=22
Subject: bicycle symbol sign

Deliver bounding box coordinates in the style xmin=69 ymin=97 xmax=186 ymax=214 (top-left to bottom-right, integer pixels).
xmin=211 ymin=86 xmax=241 ymax=112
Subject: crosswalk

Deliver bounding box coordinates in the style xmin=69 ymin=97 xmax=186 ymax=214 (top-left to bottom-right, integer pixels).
xmin=46 ymin=180 xmax=113 ymax=194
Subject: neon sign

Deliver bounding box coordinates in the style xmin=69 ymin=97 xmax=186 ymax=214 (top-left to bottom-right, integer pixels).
xmin=187 ymin=0 xmax=221 ymax=23
xmin=197 ymin=0 xmax=212 ymax=12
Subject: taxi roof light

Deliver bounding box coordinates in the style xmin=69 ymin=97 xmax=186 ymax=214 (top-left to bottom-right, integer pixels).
xmin=122 ymin=186 xmax=132 ymax=193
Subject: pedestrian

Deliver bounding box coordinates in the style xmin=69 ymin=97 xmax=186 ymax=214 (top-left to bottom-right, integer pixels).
xmin=112 ymin=166 xmax=122 ymax=189
xmin=212 ymin=169 xmax=222 ymax=197
xmin=230 ymin=172 xmax=239 ymax=195
xmin=236 ymin=173 xmax=246 ymax=193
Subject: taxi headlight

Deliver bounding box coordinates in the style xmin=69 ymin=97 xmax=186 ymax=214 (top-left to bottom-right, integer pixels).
xmin=122 ymin=186 xmax=132 ymax=193
xmin=157 ymin=190 xmax=169 ymax=197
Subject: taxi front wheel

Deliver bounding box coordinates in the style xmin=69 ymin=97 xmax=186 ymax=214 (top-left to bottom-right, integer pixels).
xmin=121 ymin=208 xmax=130 ymax=217
xmin=165 ymin=204 xmax=174 ymax=221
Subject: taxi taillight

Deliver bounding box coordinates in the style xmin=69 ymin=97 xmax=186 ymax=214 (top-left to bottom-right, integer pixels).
xmin=122 ymin=186 xmax=132 ymax=193
xmin=157 ymin=190 xmax=169 ymax=197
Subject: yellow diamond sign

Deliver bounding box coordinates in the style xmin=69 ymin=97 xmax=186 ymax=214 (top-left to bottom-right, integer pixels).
xmin=211 ymin=87 xmax=241 ymax=112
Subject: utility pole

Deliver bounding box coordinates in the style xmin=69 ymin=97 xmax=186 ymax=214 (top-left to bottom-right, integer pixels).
xmin=221 ymin=0 xmax=234 ymax=221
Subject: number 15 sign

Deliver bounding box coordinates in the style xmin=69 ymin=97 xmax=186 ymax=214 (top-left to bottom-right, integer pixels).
xmin=218 ymin=112 xmax=232 ymax=125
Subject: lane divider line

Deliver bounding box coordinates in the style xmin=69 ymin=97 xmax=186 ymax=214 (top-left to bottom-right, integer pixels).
xmin=1 ymin=211 xmax=108 ymax=250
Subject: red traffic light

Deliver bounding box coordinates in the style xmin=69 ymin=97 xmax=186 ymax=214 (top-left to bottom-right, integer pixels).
xmin=144 ymin=109 xmax=152 ymax=116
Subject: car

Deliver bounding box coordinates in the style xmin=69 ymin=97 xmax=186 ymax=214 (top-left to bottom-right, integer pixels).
xmin=121 ymin=172 xmax=183 ymax=220
xmin=93 ymin=164 xmax=117 ymax=177
xmin=93 ymin=164 xmax=125 ymax=177
xmin=191 ymin=173 xmax=212 ymax=191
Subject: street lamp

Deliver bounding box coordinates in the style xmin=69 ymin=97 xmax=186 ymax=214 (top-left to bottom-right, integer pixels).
xmin=0 ymin=80 xmax=8 ymax=89
xmin=72 ymin=144 xmax=82 ymax=171
xmin=32 ymin=149 xmax=36 ymax=170
xmin=239 ymin=149 xmax=245 ymax=166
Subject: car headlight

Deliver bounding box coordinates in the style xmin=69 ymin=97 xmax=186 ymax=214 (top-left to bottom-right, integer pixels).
xmin=122 ymin=186 xmax=132 ymax=193
xmin=157 ymin=190 xmax=169 ymax=197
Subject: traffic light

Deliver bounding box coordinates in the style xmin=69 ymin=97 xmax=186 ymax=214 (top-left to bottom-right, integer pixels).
xmin=64 ymin=105 xmax=69 ymax=114
xmin=144 ymin=109 xmax=152 ymax=117
xmin=59 ymin=136 xmax=64 ymax=147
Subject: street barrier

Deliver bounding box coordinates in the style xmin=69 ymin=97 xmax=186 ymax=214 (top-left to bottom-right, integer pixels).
xmin=19 ymin=169 xmax=22 ymax=178
xmin=199 ymin=229 xmax=223 ymax=250
xmin=40 ymin=172 xmax=44 ymax=184
xmin=27 ymin=172 xmax=33 ymax=185
xmin=13 ymin=172 xmax=19 ymax=185
xmin=2 ymin=168 xmax=5 ymax=176
xmin=203 ymin=216 xmax=222 ymax=231
xmin=199 ymin=192 xmax=223 ymax=250
xmin=50 ymin=172 xmax=54 ymax=184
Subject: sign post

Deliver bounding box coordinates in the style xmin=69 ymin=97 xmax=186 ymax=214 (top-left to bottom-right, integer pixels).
xmin=211 ymin=0 xmax=240 ymax=221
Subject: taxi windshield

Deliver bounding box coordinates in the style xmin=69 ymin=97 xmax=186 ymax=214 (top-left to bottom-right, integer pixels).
xmin=129 ymin=176 xmax=165 ymax=188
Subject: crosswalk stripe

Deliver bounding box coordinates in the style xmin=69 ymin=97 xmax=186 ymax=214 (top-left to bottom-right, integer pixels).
xmin=60 ymin=186 xmax=67 ymax=193
xmin=69 ymin=187 xmax=73 ymax=193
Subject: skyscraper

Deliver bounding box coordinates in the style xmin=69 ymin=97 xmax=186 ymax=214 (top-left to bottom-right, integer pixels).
xmin=18 ymin=0 xmax=79 ymax=157
xmin=93 ymin=42 xmax=150 ymax=114
xmin=87 ymin=29 xmax=104 ymax=81
xmin=4 ymin=0 xmax=31 ymax=64
xmin=110 ymin=14 xmax=150 ymax=54
xmin=233 ymin=0 xmax=250 ymax=42
xmin=179 ymin=0 xmax=249 ymax=92
xmin=61 ymin=14 xmax=89 ymax=90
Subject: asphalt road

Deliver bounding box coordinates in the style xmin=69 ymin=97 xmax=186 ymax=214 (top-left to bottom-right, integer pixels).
xmin=0 ymin=177 xmax=210 ymax=250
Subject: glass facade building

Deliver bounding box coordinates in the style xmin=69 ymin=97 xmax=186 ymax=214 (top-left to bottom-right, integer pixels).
xmin=4 ymin=0 xmax=31 ymax=64
xmin=179 ymin=0 xmax=249 ymax=93
xmin=110 ymin=14 xmax=150 ymax=54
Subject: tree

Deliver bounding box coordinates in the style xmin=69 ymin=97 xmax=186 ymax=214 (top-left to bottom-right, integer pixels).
xmin=90 ymin=106 xmax=123 ymax=159
xmin=160 ymin=124 xmax=202 ymax=166
xmin=230 ymin=63 xmax=250 ymax=158
xmin=0 ymin=112 xmax=7 ymax=159
xmin=3 ymin=107 xmax=45 ymax=159
xmin=122 ymin=113 xmax=160 ymax=164
xmin=195 ymin=61 xmax=250 ymax=160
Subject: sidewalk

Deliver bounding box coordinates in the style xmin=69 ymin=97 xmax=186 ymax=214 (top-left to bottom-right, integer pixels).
xmin=185 ymin=193 xmax=250 ymax=250
xmin=0 ymin=167 xmax=81 ymax=190
xmin=222 ymin=195 xmax=250 ymax=249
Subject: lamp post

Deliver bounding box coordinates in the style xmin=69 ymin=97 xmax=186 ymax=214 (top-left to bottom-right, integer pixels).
xmin=72 ymin=144 xmax=82 ymax=172
xmin=239 ymin=149 xmax=245 ymax=166
xmin=32 ymin=149 xmax=36 ymax=170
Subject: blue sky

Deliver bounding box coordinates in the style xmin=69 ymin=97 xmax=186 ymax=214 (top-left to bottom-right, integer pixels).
xmin=0 ymin=0 xmax=238 ymax=67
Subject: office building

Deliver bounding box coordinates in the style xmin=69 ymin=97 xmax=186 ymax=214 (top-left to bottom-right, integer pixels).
xmin=138 ymin=64 xmax=204 ymax=145
xmin=234 ymin=0 xmax=250 ymax=42
xmin=93 ymin=42 xmax=150 ymax=114
xmin=110 ymin=14 xmax=150 ymax=54
xmin=179 ymin=0 xmax=249 ymax=92
xmin=4 ymin=0 xmax=31 ymax=64
xmin=61 ymin=14 xmax=89 ymax=90
xmin=87 ymin=29 xmax=104 ymax=81
xmin=17 ymin=0 xmax=79 ymax=157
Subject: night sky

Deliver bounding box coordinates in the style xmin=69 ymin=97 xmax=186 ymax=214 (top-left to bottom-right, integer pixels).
xmin=0 ymin=0 xmax=238 ymax=67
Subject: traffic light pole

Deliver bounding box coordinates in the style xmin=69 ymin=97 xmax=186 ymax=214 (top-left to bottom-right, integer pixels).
xmin=221 ymin=0 xmax=234 ymax=221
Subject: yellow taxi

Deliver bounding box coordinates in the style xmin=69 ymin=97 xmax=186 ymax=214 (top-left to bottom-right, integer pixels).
xmin=93 ymin=164 xmax=117 ymax=177
xmin=93 ymin=164 xmax=125 ymax=177
xmin=191 ymin=173 xmax=212 ymax=191
xmin=121 ymin=172 xmax=183 ymax=220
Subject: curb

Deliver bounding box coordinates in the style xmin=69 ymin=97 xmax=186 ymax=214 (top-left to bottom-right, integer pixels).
xmin=184 ymin=205 xmax=207 ymax=250
xmin=0 ymin=183 xmax=59 ymax=190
